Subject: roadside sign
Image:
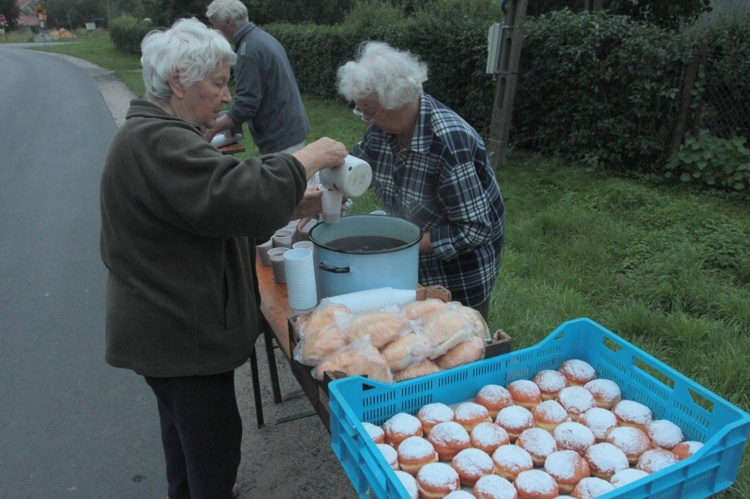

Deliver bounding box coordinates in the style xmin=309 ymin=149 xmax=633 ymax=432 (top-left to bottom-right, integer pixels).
xmin=35 ymin=4 xmax=46 ymax=15
xmin=0 ymin=13 xmax=7 ymax=24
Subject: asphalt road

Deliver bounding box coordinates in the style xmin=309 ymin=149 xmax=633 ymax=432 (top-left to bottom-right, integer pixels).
xmin=0 ymin=45 xmax=356 ymax=498
xmin=0 ymin=45 xmax=168 ymax=498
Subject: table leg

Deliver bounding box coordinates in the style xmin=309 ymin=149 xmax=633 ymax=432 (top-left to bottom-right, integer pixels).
xmin=262 ymin=318 xmax=283 ymax=404
xmin=248 ymin=347 xmax=264 ymax=428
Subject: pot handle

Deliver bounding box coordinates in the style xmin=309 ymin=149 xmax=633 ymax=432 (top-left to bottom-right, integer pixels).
xmin=318 ymin=262 xmax=351 ymax=274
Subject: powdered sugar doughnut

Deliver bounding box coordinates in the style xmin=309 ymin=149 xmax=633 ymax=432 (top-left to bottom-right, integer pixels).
xmin=492 ymin=444 xmax=534 ymax=482
xmin=473 ymin=474 xmax=518 ymax=499
xmin=475 ymin=384 xmax=514 ymax=419
xmin=584 ymin=442 xmax=629 ymax=481
xmin=672 ymin=441 xmax=704 ymax=460
xmin=544 ymin=450 xmax=590 ymax=494
xmin=558 ymin=359 xmax=596 ymax=386
xmin=495 ymin=405 xmax=535 ymax=441
xmin=584 ymin=379 xmax=621 ymax=410
xmin=612 ymin=400 xmax=653 ymax=429
xmin=376 ymin=443 xmax=399 ymax=470
xmin=514 ymin=469 xmax=559 ymax=499
xmin=578 ymin=407 xmax=617 ymax=442
xmin=470 ymin=422 xmax=510 ymax=454
xmin=606 ymin=426 xmax=651 ymax=465
xmin=394 ymin=469 xmax=419 ymax=499
xmin=532 ymin=400 xmax=569 ymax=433
xmin=428 ymin=421 xmax=471 ymax=461
xmin=451 ymin=447 xmax=494 ymax=487
xmin=516 ymin=428 xmax=558 ymax=467
xmin=533 ymin=369 xmax=568 ymax=401
xmin=362 ymin=421 xmax=385 ymax=444
xmin=397 ymin=435 xmax=438 ymax=475
xmin=553 ymin=421 xmax=595 ymax=456
xmin=610 ymin=468 xmax=649 ymax=488
xmin=418 ymin=402 xmax=455 ymax=436
xmin=557 ymin=386 xmax=596 ymax=420
xmin=571 ymin=477 xmax=615 ymax=498
xmin=383 ymin=412 xmax=424 ymax=448
xmin=508 ymin=379 xmax=542 ymax=409
xmin=646 ymin=419 xmax=684 ymax=450
xmin=416 ymin=462 xmax=460 ymax=499
xmin=637 ymin=448 xmax=679 ymax=474
xmin=454 ymin=401 xmax=493 ymax=432
xmin=443 ymin=491 xmax=477 ymax=499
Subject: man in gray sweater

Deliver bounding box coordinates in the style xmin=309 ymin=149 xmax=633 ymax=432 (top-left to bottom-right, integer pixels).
xmin=205 ymin=0 xmax=310 ymax=154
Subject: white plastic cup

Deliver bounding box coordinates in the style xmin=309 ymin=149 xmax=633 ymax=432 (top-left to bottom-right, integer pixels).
xmin=292 ymin=241 xmax=314 ymax=251
xmin=268 ymin=247 xmax=289 ymax=283
xmin=320 ymin=189 xmax=344 ymax=224
xmin=283 ymin=248 xmax=318 ymax=311
xmin=272 ymin=229 xmax=294 ymax=248
xmin=256 ymin=238 xmax=273 ymax=266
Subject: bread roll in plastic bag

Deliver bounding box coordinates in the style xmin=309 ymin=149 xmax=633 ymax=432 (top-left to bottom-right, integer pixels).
xmin=435 ymin=335 xmax=485 ymax=369
xmin=393 ymin=358 xmax=442 ymax=382
xmin=295 ymin=301 xmax=352 ymax=338
xmin=418 ymin=304 xmax=475 ymax=359
xmin=402 ymin=297 xmax=450 ymax=321
xmin=380 ymin=332 xmax=431 ymax=372
xmin=293 ymin=322 xmax=347 ymax=367
xmin=343 ymin=309 xmax=410 ymax=349
xmin=313 ymin=335 xmax=393 ymax=383
xmin=454 ymin=303 xmax=491 ymax=341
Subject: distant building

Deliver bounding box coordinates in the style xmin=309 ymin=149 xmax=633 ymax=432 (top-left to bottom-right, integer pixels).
xmin=16 ymin=0 xmax=40 ymax=27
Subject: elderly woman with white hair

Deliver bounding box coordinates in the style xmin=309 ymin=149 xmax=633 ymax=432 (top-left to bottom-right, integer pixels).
xmin=337 ymin=42 xmax=505 ymax=320
xmin=100 ymin=18 xmax=346 ymax=498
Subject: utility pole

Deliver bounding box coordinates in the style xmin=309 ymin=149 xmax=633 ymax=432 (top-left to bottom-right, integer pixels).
xmin=487 ymin=0 xmax=528 ymax=168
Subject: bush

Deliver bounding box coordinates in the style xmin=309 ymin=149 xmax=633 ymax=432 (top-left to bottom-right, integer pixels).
xmin=513 ymin=9 xmax=690 ymax=169
xmin=268 ymin=0 xmax=498 ymax=126
xmin=110 ymin=17 xmax=154 ymax=55
xmin=686 ymin=17 xmax=750 ymax=141
xmin=665 ymin=131 xmax=750 ymax=192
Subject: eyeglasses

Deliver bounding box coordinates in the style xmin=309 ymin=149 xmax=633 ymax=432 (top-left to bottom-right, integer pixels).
xmin=352 ymin=107 xmax=381 ymax=124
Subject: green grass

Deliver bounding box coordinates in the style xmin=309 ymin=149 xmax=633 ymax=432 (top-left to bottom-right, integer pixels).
xmin=33 ymin=38 xmax=750 ymax=498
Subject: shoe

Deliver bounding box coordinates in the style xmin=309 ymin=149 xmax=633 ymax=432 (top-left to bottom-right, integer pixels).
xmin=232 ymin=483 xmax=241 ymax=498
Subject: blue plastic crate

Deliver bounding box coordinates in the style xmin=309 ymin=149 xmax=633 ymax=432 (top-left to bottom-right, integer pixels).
xmin=328 ymin=317 xmax=750 ymax=499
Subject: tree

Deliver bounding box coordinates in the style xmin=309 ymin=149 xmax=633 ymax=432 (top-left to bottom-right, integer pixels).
xmin=608 ymin=0 xmax=711 ymax=30
xmin=0 ymin=0 xmax=22 ymax=29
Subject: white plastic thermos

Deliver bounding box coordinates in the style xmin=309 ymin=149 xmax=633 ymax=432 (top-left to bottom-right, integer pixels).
xmin=319 ymin=155 xmax=372 ymax=198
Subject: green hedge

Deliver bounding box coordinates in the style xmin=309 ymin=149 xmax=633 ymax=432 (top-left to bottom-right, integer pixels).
xmin=268 ymin=7 xmax=750 ymax=179
xmin=513 ymin=10 xmax=690 ymax=169
xmin=267 ymin=2 xmax=497 ymax=131
xmin=110 ymin=17 xmax=155 ymax=55
xmin=114 ymin=5 xmax=750 ymax=182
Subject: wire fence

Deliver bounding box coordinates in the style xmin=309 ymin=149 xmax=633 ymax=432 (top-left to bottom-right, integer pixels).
xmin=698 ymin=48 xmax=750 ymax=140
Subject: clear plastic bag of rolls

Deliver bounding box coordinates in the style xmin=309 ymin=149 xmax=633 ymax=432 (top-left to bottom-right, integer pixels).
xmin=294 ymin=300 xmax=353 ymax=338
xmin=293 ymin=321 xmax=347 ymax=367
xmin=313 ymin=335 xmax=393 ymax=383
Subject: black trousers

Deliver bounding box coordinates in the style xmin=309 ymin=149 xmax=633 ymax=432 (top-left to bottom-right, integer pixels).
xmin=144 ymin=371 xmax=242 ymax=499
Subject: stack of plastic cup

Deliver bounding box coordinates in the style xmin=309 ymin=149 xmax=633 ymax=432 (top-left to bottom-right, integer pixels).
xmin=283 ymin=248 xmax=318 ymax=313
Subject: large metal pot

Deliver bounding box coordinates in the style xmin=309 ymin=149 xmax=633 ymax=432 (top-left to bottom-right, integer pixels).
xmin=308 ymin=215 xmax=422 ymax=299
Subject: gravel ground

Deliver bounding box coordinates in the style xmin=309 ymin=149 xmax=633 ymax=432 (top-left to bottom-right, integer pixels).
xmin=52 ymin=51 xmax=360 ymax=499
